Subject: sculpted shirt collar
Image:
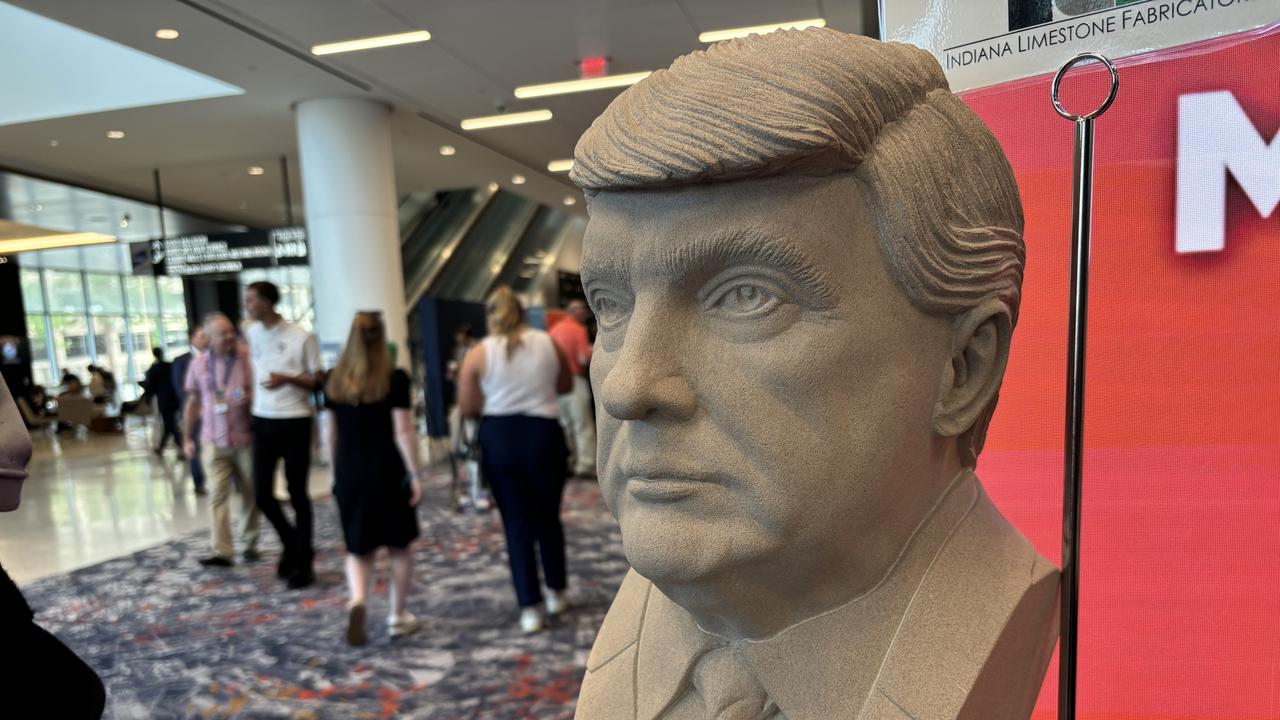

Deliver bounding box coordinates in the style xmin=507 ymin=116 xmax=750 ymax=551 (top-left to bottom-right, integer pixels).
xmin=634 ymin=471 xmax=981 ymax=720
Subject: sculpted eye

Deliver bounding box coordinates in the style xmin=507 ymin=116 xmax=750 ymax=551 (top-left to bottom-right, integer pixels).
xmin=706 ymin=279 xmax=784 ymax=318
xmin=589 ymin=291 xmax=630 ymax=329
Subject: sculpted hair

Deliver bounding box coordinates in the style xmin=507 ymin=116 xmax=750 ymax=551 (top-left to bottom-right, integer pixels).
xmin=571 ymin=27 xmax=1025 ymax=465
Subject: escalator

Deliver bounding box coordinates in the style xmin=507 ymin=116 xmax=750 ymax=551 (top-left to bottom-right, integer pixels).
xmin=398 ymin=186 xmax=580 ymax=306
xmin=400 ymin=187 xmax=493 ymax=307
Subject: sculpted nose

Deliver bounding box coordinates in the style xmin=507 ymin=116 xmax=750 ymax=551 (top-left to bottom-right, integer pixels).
xmin=598 ymin=308 xmax=696 ymax=422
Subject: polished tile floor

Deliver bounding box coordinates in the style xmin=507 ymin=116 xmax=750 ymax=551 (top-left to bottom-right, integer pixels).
xmin=0 ymin=420 xmax=332 ymax=584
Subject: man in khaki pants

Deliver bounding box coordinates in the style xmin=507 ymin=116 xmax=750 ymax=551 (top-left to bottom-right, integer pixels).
xmin=183 ymin=313 xmax=261 ymax=567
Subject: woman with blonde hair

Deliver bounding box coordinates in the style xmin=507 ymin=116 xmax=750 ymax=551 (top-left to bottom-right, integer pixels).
xmin=324 ymin=311 xmax=423 ymax=645
xmin=459 ymin=287 xmax=573 ymax=633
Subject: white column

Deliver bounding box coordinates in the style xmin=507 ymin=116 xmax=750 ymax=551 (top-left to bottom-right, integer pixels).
xmin=295 ymin=98 xmax=408 ymax=364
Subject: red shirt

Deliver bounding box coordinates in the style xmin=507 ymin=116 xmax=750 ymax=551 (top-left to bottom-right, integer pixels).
xmin=185 ymin=345 xmax=254 ymax=448
xmin=549 ymin=317 xmax=592 ymax=376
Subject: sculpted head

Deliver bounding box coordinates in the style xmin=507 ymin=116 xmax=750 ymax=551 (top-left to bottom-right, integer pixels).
xmin=573 ymin=28 xmax=1025 ymax=638
xmin=0 ymin=376 xmax=34 ymax=512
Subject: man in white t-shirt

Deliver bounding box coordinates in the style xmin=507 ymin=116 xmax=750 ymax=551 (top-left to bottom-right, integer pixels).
xmin=243 ymin=281 xmax=323 ymax=589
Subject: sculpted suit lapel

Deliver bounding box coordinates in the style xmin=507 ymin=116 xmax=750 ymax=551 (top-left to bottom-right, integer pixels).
xmin=858 ymin=484 xmax=1059 ymax=720
xmin=575 ymin=481 xmax=1058 ymax=720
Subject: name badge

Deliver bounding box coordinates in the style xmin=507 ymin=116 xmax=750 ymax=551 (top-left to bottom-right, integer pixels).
xmin=214 ymin=402 xmax=229 ymax=415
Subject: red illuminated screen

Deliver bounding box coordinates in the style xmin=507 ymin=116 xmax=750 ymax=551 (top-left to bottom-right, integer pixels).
xmin=963 ymin=25 xmax=1280 ymax=719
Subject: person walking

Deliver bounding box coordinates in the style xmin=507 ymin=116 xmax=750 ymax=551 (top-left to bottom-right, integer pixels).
xmin=549 ymin=299 xmax=597 ymax=477
xmin=144 ymin=348 xmax=182 ymax=456
xmin=183 ymin=314 xmax=262 ymax=567
xmin=244 ymin=281 xmax=323 ymax=589
xmin=173 ymin=326 xmax=210 ymax=495
xmin=459 ymin=287 xmax=574 ymax=633
xmin=324 ymin=311 xmax=424 ymax=645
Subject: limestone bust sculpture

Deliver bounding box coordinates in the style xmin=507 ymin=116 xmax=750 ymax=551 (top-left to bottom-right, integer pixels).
xmin=570 ymin=28 xmax=1058 ymax=720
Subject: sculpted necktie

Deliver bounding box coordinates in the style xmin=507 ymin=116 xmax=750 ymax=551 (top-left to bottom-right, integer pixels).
xmin=689 ymin=646 xmax=782 ymax=720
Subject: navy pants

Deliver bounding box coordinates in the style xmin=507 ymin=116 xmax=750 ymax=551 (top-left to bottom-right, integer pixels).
xmin=479 ymin=415 xmax=569 ymax=608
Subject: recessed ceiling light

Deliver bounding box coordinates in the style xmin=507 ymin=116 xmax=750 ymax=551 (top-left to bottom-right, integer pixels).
xmin=547 ymin=159 xmax=574 ymax=173
xmin=247 ymin=166 xmax=265 ymax=176
xmin=311 ymin=30 xmax=431 ymax=56
xmin=106 ymin=130 xmax=125 ymax=139
xmin=563 ymin=196 xmax=577 ymax=206
xmin=698 ymin=18 xmax=826 ymax=43
xmin=155 ymin=28 xmax=180 ymax=40
xmin=438 ymin=145 xmax=456 ymax=156
xmin=511 ymin=174 xmax=526 ymax=185
xmin=461 ymin=109 xmax=553 ymax=131
xmin=514 ymin=71 xmax=651 ymax=99
xmin=487 ymin=182 xmax=500 ymax=192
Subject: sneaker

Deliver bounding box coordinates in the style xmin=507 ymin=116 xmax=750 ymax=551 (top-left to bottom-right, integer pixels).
xmin=286 ymin=568 xmax=316 ymax=589
xmin=346 ymin=603 xmax=367 ymax=647
xmin=544 ymin=590 xmax=569 ymax=617
xmin=198 ymin=555 xmax=234 ymax=568
xmin=242 ymin=548 xmax=261 ymax=563
xmin=519 ymin=607 xmax=544 ymax=634
xmin=388 ymin=611 xmax=420 ymax=639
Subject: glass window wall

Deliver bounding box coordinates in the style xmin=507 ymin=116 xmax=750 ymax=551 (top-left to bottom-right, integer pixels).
xmin=17 ymin=245 xmax=189 ymax=401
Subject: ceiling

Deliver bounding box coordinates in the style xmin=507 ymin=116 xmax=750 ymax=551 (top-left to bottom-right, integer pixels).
xmin=0 ymin=0 xmax=875 ymax=230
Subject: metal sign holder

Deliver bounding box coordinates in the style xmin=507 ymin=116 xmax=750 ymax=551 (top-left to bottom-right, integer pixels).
xmin=1051 ymin=51 xmax=1119 ymax=720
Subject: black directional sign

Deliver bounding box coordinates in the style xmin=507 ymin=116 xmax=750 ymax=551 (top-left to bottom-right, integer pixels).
xmin=131 ymin=227 xmax=308 ymax=276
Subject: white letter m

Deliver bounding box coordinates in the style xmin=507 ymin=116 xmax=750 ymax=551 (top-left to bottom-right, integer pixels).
xmin=1177 ymin=91 xmax=1279 ymax=253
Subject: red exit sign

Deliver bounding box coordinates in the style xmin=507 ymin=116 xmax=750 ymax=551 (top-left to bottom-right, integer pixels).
xmin=580 ymin=56 xmax=608 ymax=78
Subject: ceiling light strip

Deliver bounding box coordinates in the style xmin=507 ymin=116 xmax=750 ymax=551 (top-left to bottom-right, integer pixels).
xmin=0 ymin=232 xmax=116 ymax=254
xmin=547 ymin=159 xmax=574 ymax=173
xmin=311 ymin=30 xmax=431 ymax=56
xmin=514 ymin=71 xmax=651 ymax=99
xmin=460 ymin=110 xmax=553 ymax=131
xmin=698 ymin=18 xmax=826 ymax=43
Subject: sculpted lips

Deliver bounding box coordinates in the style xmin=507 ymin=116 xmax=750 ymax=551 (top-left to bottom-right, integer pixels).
xmin=621 ymin=463 xmax=720 ymax=503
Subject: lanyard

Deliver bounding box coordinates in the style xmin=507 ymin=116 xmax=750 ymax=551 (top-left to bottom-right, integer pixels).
xmin=209 ymin=351 xmax=236 ymax=397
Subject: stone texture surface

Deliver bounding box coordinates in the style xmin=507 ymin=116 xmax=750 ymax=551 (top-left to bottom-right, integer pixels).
xmin=571 ymin=27 xmax=1058 ymax=719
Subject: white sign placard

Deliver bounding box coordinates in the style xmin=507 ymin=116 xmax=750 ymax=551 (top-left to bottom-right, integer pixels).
xmin=880 ymin=0 xmax=1278 ymax=91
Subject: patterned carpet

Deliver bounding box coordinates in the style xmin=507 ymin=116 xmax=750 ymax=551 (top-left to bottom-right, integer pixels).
xmin=20 ymin=475 xmax=629 ymax=719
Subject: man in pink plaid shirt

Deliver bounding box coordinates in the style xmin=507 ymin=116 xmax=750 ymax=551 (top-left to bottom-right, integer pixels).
xmin=183 ymin=313 xmax=261 ymax=568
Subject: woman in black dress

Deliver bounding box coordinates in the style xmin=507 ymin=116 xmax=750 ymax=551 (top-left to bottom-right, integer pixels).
xmin=324 ymin=311 xmax=423 ymax=646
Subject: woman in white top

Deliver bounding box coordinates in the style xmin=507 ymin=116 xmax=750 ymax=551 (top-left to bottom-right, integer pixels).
xmin=459 ymin=287 xmax=573 ymax=633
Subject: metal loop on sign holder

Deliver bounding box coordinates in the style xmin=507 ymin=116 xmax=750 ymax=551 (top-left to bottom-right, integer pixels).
xmin=1052 ymin=52 xmax=1119 ymax=122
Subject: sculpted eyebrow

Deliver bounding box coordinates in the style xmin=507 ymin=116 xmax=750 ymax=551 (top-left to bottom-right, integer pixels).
xmin=657 ymin=228 xmax=839 ymax=306
xmin=580 ymin=248 xmax=630 ymax=289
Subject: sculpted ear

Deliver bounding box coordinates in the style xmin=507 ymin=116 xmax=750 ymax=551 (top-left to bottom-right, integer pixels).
xmin=933 ymin=299 xmax=1012 ymax=442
